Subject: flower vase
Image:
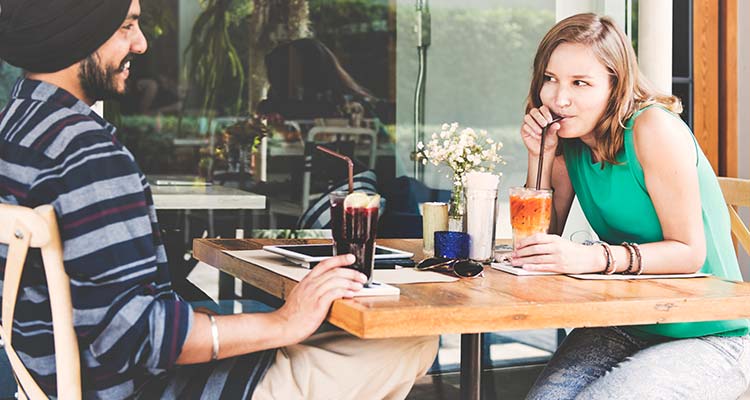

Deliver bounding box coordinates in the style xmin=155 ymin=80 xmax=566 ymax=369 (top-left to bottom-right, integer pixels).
xmin=448 ymin=184 xmax=466 ymax=232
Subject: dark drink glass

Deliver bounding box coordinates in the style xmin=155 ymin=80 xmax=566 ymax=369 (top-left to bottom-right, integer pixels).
xmin=342 ymin=203 xmax=380 ymax=286
xmin=329 ymin=191 xmax=348 ymax=256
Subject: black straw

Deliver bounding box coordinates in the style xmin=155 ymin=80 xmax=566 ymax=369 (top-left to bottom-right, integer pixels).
xmin=535 ymin=116 xmax=562 ymax=190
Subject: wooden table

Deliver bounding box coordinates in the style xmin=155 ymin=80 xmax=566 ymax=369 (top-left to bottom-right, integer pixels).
xmin=193 ymin=238 xmax=750 ymax=400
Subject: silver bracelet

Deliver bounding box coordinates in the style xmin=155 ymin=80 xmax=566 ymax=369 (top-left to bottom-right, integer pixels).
xmin=208 ymin=314 xmax=220 ymax=361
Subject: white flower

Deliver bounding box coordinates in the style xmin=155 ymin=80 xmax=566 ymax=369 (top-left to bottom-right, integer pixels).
xmin=418 ymin=122 xmax=505 ymax=184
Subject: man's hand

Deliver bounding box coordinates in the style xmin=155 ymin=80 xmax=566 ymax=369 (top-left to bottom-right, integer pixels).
xmin=273 ymin=254 xmax=367 ymax=344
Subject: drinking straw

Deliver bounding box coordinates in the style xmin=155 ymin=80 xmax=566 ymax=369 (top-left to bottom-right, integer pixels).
xmin=316 ymin=145 xmax=354 ymax=193
xmin=535 ymin=116 xmax=562 ymax=190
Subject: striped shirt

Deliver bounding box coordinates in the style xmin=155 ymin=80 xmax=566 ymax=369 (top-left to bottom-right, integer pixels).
xmin=0 ymin=78 xmax=205 ymax=398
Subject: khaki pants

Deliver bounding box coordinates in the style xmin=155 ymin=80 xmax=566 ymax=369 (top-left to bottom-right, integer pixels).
xmin=252 ymin=331 xmax=439 ymax=400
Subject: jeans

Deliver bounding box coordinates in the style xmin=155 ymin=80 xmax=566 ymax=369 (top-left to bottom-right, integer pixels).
xmin=526 ymin=327 xmax=750 ymax=400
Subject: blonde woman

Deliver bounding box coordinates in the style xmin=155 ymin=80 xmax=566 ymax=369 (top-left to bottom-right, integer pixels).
xmin=514 ymin=13 xmax=750 ymax=399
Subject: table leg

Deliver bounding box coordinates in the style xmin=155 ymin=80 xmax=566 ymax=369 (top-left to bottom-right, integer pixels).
xmin=460 ymin=333 xmax=482 ymax=400
xmin=219 ymin=272 xmax=235 ymax=299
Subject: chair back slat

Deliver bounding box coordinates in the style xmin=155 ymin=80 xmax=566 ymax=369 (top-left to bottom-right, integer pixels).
xmin=718 ymin=177 xmax=750 ymax=255
xmin=0 ymin=204 xmax=81 ymax=399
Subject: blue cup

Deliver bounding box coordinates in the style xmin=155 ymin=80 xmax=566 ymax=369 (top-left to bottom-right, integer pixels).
xmin=434 ymin=231 xmax=470 ymax=259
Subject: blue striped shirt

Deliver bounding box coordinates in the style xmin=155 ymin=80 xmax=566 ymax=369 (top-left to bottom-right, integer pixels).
xmin=0 ymin=78 xmax=194 ymax=398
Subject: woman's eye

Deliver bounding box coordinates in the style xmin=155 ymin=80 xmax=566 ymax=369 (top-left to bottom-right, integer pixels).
xmin=543 ymin=75 xmax=554 ymax=82
xmin=574 ymin=80 xmax=589 ymax=87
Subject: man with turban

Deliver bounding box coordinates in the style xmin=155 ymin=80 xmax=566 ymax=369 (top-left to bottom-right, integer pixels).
xmin=0 ymin=1 xmax=437 ymax=398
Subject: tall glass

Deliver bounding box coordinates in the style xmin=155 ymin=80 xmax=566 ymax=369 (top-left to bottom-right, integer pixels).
xmin=339 ymin=193 xmax=380 ymax=286
xmin=329 ymin=190 xmax=349 ymax=256
xmin=509 ymin=187 xmax=553 ymax=250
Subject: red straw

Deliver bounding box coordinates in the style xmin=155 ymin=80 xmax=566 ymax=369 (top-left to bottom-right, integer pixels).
xmin=316 ymin=145 xmax=354 ymax=193
xmin=535 ymin=116 xmax=562 ymax=190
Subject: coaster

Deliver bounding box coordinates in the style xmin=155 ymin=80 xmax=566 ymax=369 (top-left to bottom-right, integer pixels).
xmin=354 ymin=281 xmax=400 ymax=297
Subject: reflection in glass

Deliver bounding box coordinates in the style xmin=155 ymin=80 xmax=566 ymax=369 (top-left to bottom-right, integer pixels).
xmin=66 ymin=0 xmax=579 ymax=376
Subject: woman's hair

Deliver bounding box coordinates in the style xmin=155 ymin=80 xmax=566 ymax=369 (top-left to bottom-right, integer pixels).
xmin=525 ymin=13 xmax=682 ymax=164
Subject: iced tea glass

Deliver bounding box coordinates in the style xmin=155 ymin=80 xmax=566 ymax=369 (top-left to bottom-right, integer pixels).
xmin=509 ymin=187 xmax=553 ymax=250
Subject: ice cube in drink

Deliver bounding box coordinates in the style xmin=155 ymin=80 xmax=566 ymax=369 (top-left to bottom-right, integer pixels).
xmin=509 ymin=187 xmax=552 ymax=250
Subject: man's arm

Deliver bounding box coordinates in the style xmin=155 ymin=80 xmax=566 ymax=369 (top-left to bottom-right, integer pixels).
xmin=176 ymin=254 xmax=366 ymax=363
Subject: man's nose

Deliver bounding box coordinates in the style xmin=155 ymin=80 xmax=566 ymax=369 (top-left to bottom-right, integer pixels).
xmin=132 ymin=28 xmax=148 ymax=54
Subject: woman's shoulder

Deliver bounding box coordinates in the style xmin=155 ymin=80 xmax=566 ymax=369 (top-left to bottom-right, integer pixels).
xmin=630 ymin=106 xmax=696 ymax=168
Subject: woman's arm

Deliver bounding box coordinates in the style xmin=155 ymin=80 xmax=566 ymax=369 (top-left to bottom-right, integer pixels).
xmin=614 ymin=107 xmax=706 ymax=274
xmin=512 ymin=108 xmax=706 ymax=275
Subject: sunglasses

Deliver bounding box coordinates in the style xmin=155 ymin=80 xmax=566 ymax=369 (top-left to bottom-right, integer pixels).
xmin=415 ymin=257 xmax=484 ymax=278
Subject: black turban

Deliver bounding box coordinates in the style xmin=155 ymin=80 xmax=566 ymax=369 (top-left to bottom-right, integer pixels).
xmin=0 ymin=0 xmax=131 ymax=73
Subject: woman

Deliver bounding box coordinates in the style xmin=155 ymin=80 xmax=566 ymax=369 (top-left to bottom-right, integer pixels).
xmin=515 ymin=13 xmax=750 ymax=399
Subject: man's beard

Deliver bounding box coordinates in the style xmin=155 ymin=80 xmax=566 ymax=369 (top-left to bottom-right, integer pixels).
xmin=78 ymin=53 xmax=133 ymax=102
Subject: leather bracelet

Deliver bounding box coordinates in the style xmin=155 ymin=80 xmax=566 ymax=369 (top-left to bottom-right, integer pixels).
xmin=628 ymin=242 xmax=643 ymax=275
xmin=208 ymin=314 xmax=220 ymax=361
xmin=621 ymin=242 xmax=636 ymax=274
xmin=582 ymin=240 xmax=614 ymax=274
xmin=600 ymin=242 xmax=616 ymax=274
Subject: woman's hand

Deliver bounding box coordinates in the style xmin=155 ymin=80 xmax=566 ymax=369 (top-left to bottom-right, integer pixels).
xmin=521 ymin=105 xmax=561 ymax=157
xmin=273 ymin=254 xmax=367 ymax=344
xmin=511 ymin=233 xmax=605 ymax=274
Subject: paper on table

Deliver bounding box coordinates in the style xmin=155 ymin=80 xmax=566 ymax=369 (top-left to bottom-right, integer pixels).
xmin=223 ymin=250 xmax=399 ymax=296
xmin=222 ymin=250 xmax=457 ymax=294
xmin=567 ymin=272 xmax=709 ymax=280
xmin=491 ymin=261 xmax=709 ymax=279
xmin=374 ymin=268 xmax=457 ymax=284
xmin=491 ymin=262 xmax=557 ymax=276
xmin=226 ymin=249 xmax=308 ymax=280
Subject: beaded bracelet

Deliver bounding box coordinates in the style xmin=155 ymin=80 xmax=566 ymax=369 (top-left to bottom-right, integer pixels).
xmin=627 ymin=242 xmax=643 ymax=275
xmin=621 ymin=242 xmax=636 ymax=274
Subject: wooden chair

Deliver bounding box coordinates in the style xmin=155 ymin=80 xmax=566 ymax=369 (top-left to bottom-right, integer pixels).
xmin=717 ymin=177 xmax=750 ymax=255
xmin=0 ymin=204 xmax=80 ymax=399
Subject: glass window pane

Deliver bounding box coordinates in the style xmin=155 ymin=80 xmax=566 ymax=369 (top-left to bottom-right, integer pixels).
xmin=0 ymin=0 xmax=625 ymax=375
xmin=396 ymin=0 xmax=555 ymax=241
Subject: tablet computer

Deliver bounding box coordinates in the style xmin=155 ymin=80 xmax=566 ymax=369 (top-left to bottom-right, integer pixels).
xmin=263 ymin=244 xmax=413 ymax=267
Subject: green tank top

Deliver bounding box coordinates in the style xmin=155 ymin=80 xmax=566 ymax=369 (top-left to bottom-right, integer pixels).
xmin=562 ymin=106 xmax=748 ymax=338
